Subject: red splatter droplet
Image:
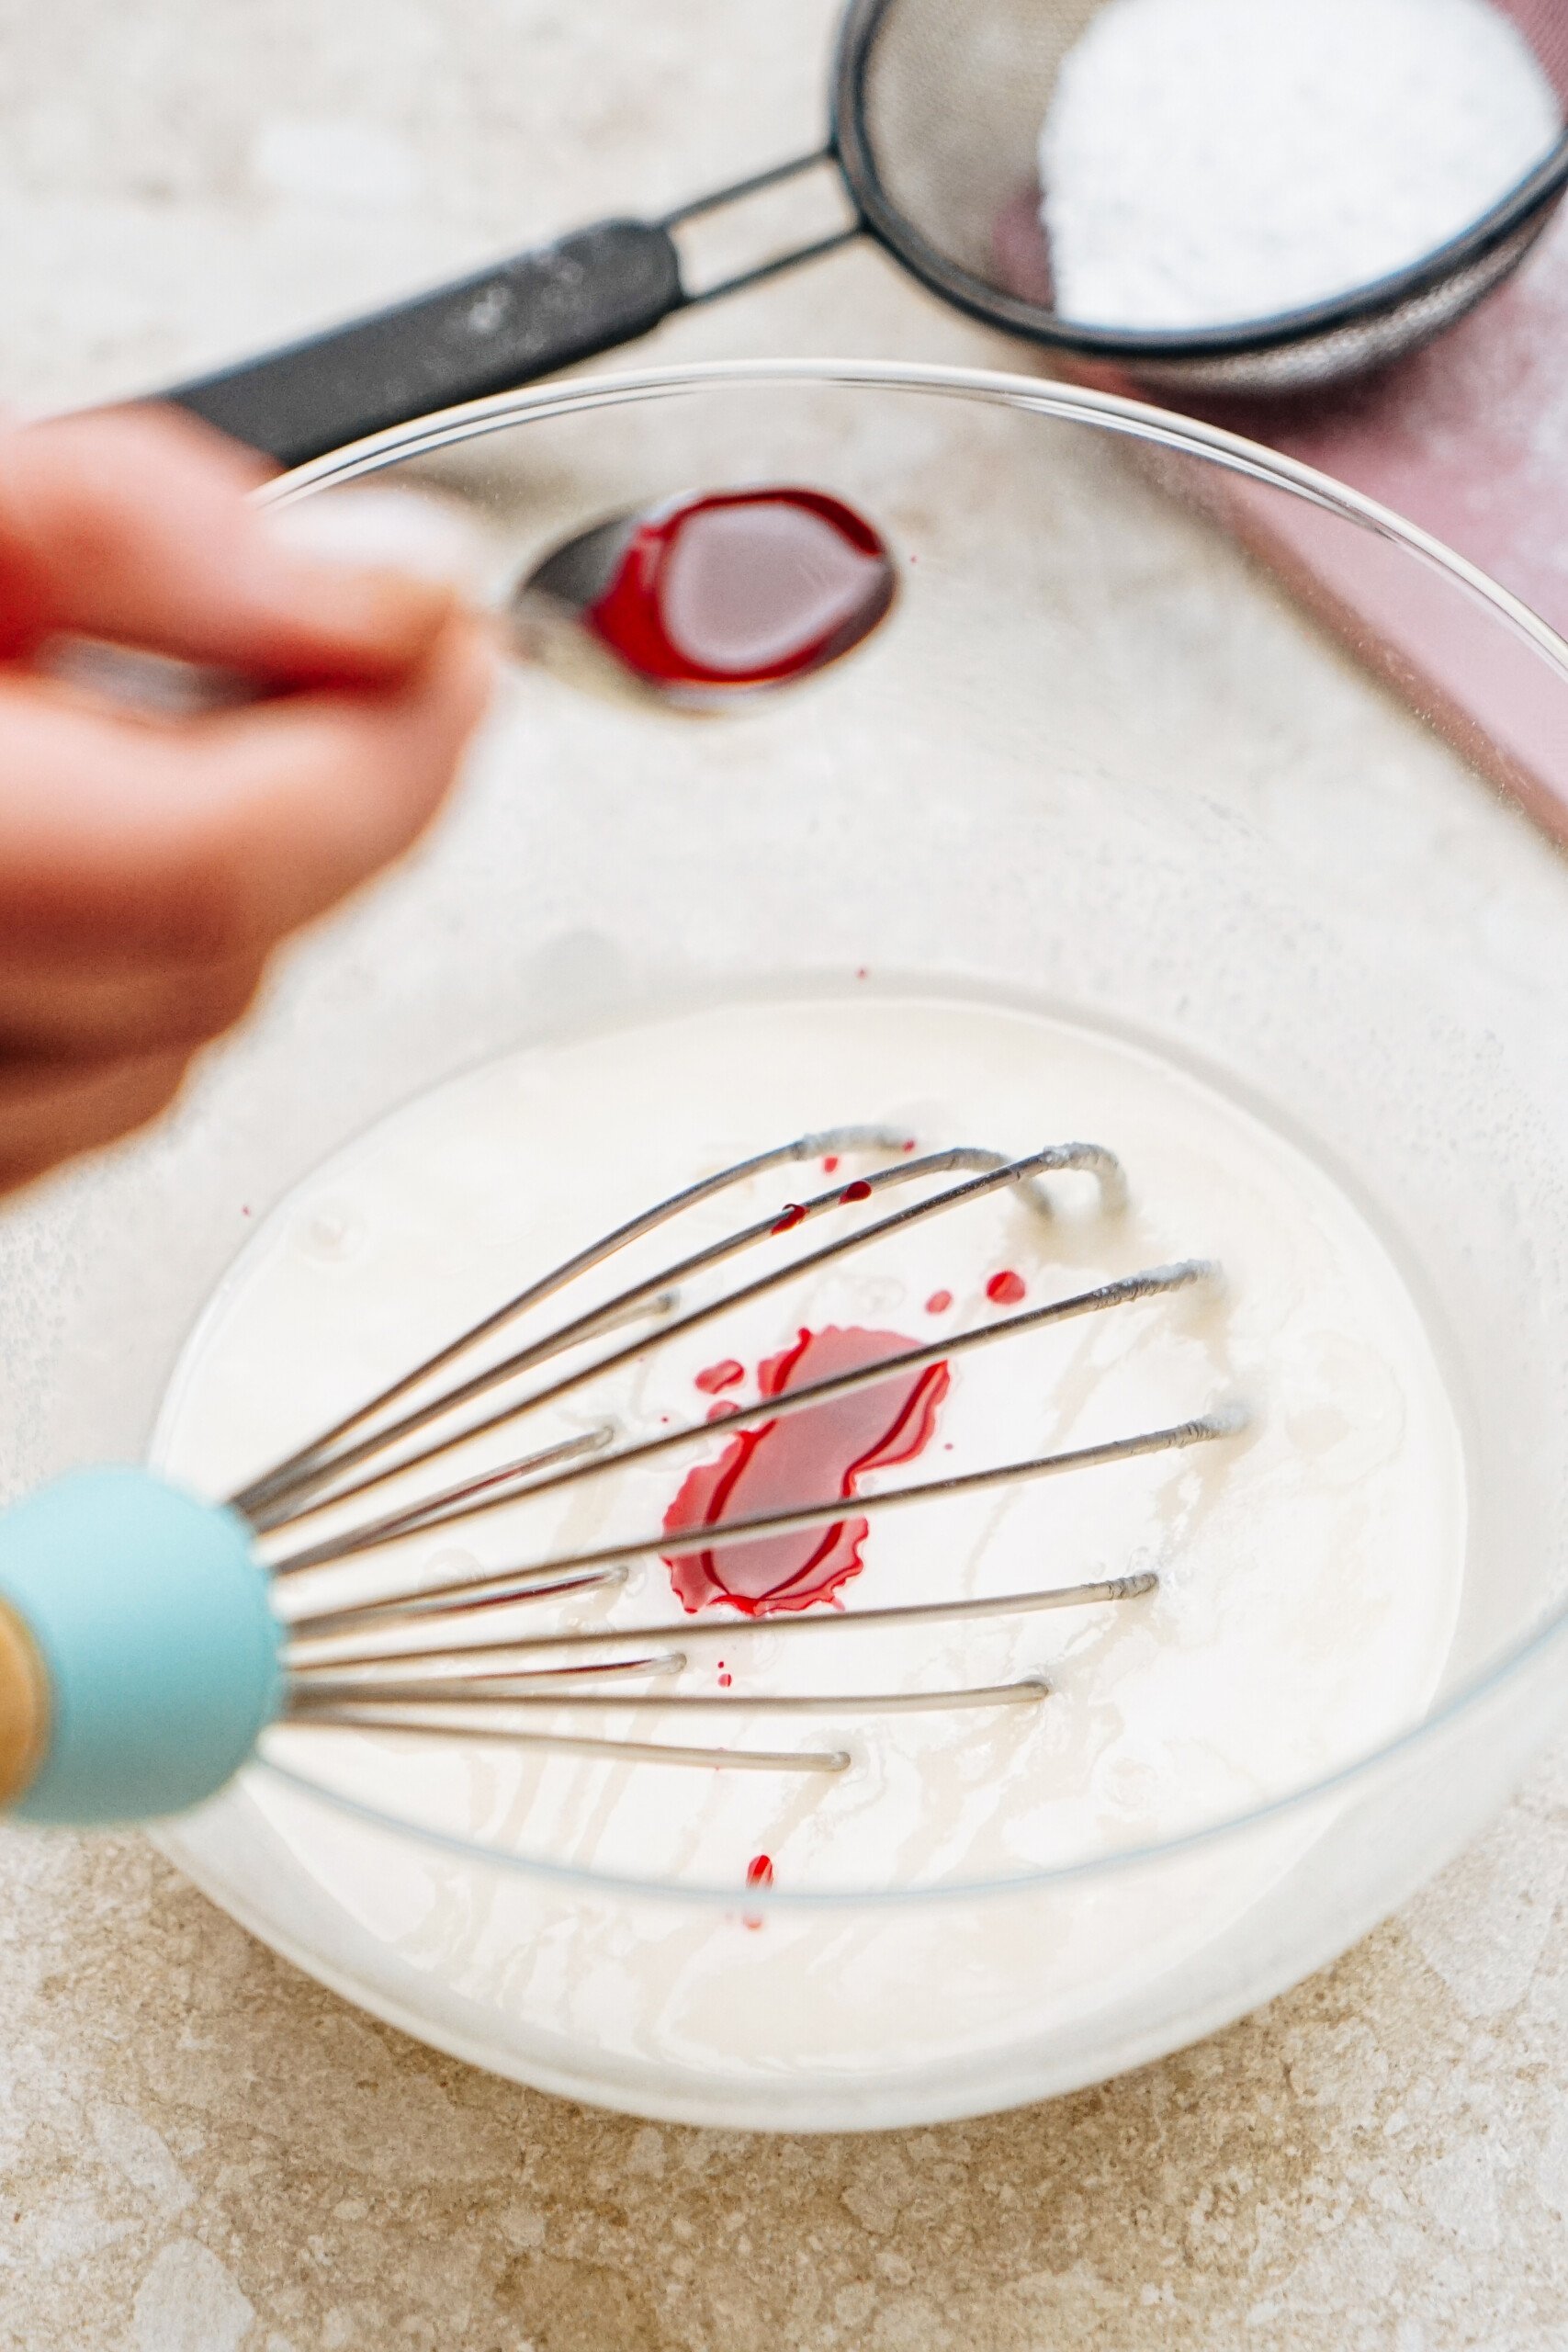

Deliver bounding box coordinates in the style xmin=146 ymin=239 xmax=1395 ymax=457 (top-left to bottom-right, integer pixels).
xmin=241 ymin=1205 xmax=252 ymax=1218
xmin=855 ymin=967 xmax=869 ymax=980
xmin=717 ymin=1669 xmax=732 ymax=1689
xmin=772 ymin=1203 xmax=807 ymax=1235
xmin=822 ymin=1155 xmax=840 ymax=1174
xmin=987 ymin=1270 xmax=1027 ymax=1306
xmin=925 ymin=1289 xmax=953 ymax=1315
xmin=706 ymin=1398 xmax=741 ymax=1424
xmin=694 ymin=1358 xmax=744 ymax=1396
xmin=901 ymin=1139 xmax=917 ymax=1154
xmin=742 ymin=1850 xmax=774 ymax=1929
xmin=661 ymin=1326 xmax=950 ymax=1616
xmin=840 ymin=1179 xmax=873 ymax=1204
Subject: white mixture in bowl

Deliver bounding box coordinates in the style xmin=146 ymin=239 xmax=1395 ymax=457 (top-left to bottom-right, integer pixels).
xmin=153 ymin=992 xmax=1466 ymax=2090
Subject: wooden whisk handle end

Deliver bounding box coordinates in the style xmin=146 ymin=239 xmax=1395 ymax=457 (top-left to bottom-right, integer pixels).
xmin=0 ymin=1600 xmax=48 ymax=1808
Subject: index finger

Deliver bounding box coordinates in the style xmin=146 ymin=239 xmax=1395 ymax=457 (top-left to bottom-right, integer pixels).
xmin=0 ymin=405 xmax=463 ymax=683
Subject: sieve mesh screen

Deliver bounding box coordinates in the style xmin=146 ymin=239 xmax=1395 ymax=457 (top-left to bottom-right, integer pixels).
xmin=837 ymin=0 xmax=1568 ymax=391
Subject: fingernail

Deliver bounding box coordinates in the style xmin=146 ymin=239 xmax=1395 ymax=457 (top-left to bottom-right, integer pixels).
xmin=44 ymin=637 xmax=253 ymax=718
xmin=262 ymin=487 xmax=492 ymax=599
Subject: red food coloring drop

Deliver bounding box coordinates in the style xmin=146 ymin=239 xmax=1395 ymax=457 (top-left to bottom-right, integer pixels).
xmin=839 ymin=1179 xmax=873 ymax=1204
xmin=901 ymin=1140 xmax=917 ymax=1154
xmin=694 ymin=1358 xmax=744 ymax=1396
xmin=717 ymin=1668 xmax=732 ymax=1689
xmin=742 ymin=1851 xmax=774 ymax=1930
xmin=987 ymin=1269 xmax=1027 ymax=1306
xmin=583 ymin=488 xmax=896 ymax=693
xmin=772 ymin=1203 xmax=807 ymax=1235
xmin=822 ymin=1155 xmax=840 ymax=1174
xmin=925 ymin=1288 xmax=953 ymax=1315
xmin=706 ymin=1398 xmax=741 ymax=1424
xmin=662 ymin=1326 xmax=950 ymax=1616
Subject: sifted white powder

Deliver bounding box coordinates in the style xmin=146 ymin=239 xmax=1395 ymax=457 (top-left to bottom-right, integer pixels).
xmin=1039 ymin=0 xmax=1562 ymax=331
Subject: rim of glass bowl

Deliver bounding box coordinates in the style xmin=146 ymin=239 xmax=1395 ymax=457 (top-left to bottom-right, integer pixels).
xmin=230 ymin=356 xmax=1568 ymax=1910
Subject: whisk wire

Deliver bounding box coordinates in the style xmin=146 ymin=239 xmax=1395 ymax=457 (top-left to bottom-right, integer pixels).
xmin=288 ymin=1567 xmax=1159 ymax=1665
xmin=244 ymin=1130 xmax=1243 ymax=1776
xmin=245 ymin=1141 xmax=1125 ymax=1539
xmin=234 ymin=1128 xmax=1069 ymax=1521
xmin=264 ymin=1257 xmax=1212 ymax=1570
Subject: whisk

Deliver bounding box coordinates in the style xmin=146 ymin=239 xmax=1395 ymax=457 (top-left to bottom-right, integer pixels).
xmin=0 ymin=1128 xmax=1243 ymax=1824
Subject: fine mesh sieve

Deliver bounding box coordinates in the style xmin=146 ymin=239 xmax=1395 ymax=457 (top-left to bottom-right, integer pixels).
xmin=837 ymin=0 xmax=1568 ymax=395
xmin=167 ymin=0 xmax=1568 ymax=462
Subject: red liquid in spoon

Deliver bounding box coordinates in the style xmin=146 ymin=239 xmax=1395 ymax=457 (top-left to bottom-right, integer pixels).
xmin=586 ymin=488 xmax=897 ymax=692
xmin=661 ymin=1325 xmax=950 ymax=1616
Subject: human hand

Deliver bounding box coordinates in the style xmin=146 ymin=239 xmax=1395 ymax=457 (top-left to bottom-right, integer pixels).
xmin=0 ymin=404 xmax=494 ymax=1196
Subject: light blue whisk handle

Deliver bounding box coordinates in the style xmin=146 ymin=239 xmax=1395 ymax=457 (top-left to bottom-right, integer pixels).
xmin=0 ymin=1468 xmax=283 ymax=1825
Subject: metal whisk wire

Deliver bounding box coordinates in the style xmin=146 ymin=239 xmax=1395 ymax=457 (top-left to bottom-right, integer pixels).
xmin=246 ymin=1133 xmax=1246 ymax=1774
xmin=238 ymin=1135 xmax=1118 ymax=1532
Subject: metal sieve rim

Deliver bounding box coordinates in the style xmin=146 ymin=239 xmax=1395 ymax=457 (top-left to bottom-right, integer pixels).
xmin=829 ymin=0 xmax=1568 ymax=365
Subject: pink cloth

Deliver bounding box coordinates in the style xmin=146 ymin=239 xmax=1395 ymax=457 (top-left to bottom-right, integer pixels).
xmin=1179 ymin=209 xmax=1568 ymax=839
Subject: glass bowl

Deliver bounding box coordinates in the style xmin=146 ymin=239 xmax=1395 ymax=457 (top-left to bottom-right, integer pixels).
xmin=12 ymin=358 xmax=1568 ymax=2132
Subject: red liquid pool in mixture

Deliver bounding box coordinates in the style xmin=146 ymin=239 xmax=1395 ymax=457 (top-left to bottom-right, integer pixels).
xmin=661 ymin=1325 xmax=951 ymax=1616
xmin=585 ymin=487 xmax=897 ymax=693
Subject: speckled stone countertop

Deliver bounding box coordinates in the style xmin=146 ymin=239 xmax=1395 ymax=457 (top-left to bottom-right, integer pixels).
xmin=3 ymin=4 xmax=1568 ymax=2345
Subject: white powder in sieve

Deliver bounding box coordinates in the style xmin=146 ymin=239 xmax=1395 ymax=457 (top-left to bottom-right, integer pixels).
xmin=1038 ymin=0 xmax=1562 ymax=331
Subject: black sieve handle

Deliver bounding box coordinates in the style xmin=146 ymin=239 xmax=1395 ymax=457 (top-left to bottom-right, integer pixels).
xmin=162 ymin=219 xmax=684 ymax=469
